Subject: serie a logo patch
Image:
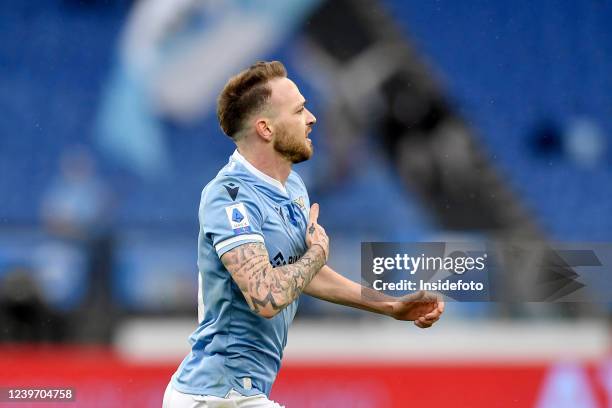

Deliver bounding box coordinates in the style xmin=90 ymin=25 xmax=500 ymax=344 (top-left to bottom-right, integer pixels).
xmin=225 ymin=202 xmax=252 ymax=234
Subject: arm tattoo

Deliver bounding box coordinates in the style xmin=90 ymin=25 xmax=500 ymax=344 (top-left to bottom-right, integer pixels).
xmin=221 ymin=242 xmax=326 ymax=315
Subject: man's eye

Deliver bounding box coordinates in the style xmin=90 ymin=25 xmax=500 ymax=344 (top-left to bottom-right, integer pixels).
xmin=297 ymin=107 xmax=304 ymax=113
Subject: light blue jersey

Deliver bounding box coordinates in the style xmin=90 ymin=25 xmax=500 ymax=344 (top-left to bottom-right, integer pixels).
xmin=172 ymin=150 xmax=310 ymax=398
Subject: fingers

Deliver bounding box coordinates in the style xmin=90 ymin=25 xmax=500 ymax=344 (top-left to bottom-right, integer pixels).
xmin=422 ymin=314 xmax=440 ymax=324
xmin=414 ymin=318 xmax=432 ymax=329
xmin=424 ymin=301 xmax=444 ymax=320
xmin=313 ymin=225 xmax=330 ymax=261
xmin=424 ymin=310 xmax=439 ymax=320
xmin=309 ymin=203 xmax=319 ymax=225
xmin=416 ymin=299 xmax=444 ymax=329
xmin=306 ymin=203 xmax=329 ymax=261
xmin=415 ymin=315 xmax=438 ymax=328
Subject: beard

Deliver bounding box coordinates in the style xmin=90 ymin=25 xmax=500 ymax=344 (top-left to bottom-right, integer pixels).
xmin=273 ymin=123 xmax=313 ymax=164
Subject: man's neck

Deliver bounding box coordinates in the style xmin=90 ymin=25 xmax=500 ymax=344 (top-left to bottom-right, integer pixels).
xmin=236 ymin=146 xmax=292 ymax=186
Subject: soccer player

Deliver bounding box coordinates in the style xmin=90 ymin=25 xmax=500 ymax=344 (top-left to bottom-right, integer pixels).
xmin=163 ymin=61 xmax=445 ymax=408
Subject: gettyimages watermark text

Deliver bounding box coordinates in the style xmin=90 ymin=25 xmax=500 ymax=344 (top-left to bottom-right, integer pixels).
xmin=371 ymin=252 xmax=487 ymax=292
xmin=361 ymin=242 xmax=612 ymax=302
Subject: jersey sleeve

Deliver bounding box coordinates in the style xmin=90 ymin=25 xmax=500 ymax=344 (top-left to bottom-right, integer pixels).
xmin=200 ymin=177 xmax=265 ymax=258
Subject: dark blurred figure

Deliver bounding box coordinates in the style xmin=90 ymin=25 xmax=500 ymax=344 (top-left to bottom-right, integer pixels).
xmin=0 ymin=267 xmax=66 ymax=342
xmin=40 ymin=146 xmax=116 ymax=343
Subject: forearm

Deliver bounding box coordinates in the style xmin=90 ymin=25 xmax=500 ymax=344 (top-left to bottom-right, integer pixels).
xmin=222 ymin=243 xmax=326 ymax=318
xmin=267 ymin=245 xmax=326 ymax=312
xmin=303 ymin=265 xmax=395 ymax=316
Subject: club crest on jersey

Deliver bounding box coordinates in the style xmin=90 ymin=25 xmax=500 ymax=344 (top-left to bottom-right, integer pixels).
xmin=225 ymin=203 xmax=251 ymax=234
xmin=293 ymin=196 xmax=306 ymax=211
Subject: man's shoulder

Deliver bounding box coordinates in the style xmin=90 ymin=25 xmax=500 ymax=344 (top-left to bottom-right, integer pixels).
xmin=201 ymin=168 xmax=260 ymax=209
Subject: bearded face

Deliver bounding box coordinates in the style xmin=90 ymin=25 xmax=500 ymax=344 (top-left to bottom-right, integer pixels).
xmin=273 ymin=122 xmax=313 ymax=164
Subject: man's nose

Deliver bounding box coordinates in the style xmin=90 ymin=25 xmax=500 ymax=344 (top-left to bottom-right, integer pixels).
xmin=306 ymin=109 xmax=316 ymax=126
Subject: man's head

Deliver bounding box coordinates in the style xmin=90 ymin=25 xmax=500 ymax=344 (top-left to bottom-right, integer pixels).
xmin=217 ymin=61 xmax=316 ymax=163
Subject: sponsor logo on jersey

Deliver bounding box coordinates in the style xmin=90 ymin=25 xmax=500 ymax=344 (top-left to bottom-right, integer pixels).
xmin=271 ymin=251 xmax=299 ymax=267
xmin=225 ymin=202 xmax=251 ymax=234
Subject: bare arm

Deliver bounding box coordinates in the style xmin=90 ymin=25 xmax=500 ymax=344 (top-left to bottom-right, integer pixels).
xmin=303 ymin=265 xmax=395 ymax=315
xmin=304 ymin=265 xmax=445 ymax=328
xmin=220 ymin=203 xmax=329 ymax=319
xmin=221 ymin=242 xmax=326 ymax=318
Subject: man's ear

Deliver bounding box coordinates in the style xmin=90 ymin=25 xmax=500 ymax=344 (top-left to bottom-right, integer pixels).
xmin=254 ymin=118 xmax=273 ymax=142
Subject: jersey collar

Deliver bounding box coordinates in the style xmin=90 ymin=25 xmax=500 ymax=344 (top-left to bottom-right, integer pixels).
xmin=231 ymin=150 xmax=288 ymax=196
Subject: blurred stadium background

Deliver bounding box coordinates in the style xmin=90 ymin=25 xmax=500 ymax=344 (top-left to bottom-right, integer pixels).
xmin=1 ymin=0 xmax=612 ymax=406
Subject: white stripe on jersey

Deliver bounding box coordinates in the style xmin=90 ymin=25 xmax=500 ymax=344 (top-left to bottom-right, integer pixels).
xmin=214 ymin=233 xmax=265 ymax=253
